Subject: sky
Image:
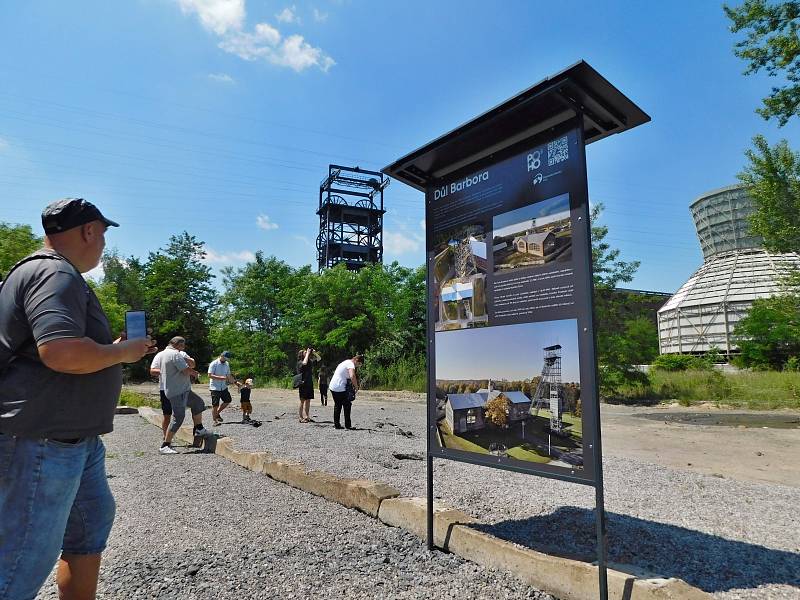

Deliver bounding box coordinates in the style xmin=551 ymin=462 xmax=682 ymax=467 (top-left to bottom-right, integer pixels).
xmin=493 ymin=193 xmax=570 ymax=238
xmin=435 ymin=319 xmax=580 ymax=382
xmin=1 ymin=0 xmax=798 ymax=292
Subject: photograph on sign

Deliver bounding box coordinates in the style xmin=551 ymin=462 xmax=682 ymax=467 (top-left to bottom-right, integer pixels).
xmin=493 ymin=193 xmax=572 ymax=274
xmin=433 ymin=223 xmax=489 ymax=332
xmin=435 ymin=319 xmax=583 ymax=468
xmin=426 ymin=126 xmax=597 ymax=479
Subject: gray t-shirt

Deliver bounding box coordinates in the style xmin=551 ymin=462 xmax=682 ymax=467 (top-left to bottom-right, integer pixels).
xmin=0 ymin=250 xmax=122 ymax=438
xmin=161 ymin=346 xmax=191 ymax=399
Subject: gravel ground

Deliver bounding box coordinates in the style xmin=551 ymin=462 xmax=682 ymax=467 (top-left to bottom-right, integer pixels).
xmin=35 ymin=414 xmax=554 ymax=600
xmin=202 ymin=389 xmax=800 ymax=600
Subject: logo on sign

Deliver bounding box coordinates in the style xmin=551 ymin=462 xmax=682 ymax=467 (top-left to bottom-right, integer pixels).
xmin=527 ymin=150 xmax=542 ymax=172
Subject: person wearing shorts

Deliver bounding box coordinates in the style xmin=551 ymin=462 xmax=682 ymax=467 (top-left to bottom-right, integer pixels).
xmin=239 ymin=377 xmax=254 ymax=422
xmin=0 ymin=198 xmax=154 ymax=599
xmin=208 ymin=351 xmax=233 ymax=425
xmin=150 ymin=347 xmax=195 ymax=439
xmin=160 ymin=337 xmax=209 ymax=454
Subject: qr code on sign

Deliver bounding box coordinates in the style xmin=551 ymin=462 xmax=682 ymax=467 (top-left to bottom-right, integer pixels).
xmin=547 ymin=136 xmax=569 ymax=166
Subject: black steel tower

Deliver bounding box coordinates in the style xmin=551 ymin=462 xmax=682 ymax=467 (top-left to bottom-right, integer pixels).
xmin=317 ymin=165 xmax=388 ymax=271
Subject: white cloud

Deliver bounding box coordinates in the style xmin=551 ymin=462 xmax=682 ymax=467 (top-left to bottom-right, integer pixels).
xmin=312 ymin=8 xmax=328 ymax=22
xmin=177 ymin=0 xmax=245 ymax=35
xmin=293 ymin=234 xmax=313 ymax=247
xmin=219 ymin=28 xmax=335 ymax=72
xmin=256 ymin=214 xmax=279 ymax=230
xmin=207 ymin=72 xmax=235 ymax=83
xmin=204 ymin=248 xmax=257 ymax=265
xmin=275 ymin=6 xmax=299 ymax=23
xmin=177 ymin=0 xmax=334 ymax=73
xmin=383 ymin=231 xmax=422 ymax=255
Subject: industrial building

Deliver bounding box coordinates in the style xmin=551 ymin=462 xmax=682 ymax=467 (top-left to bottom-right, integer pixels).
xmin=657 ymin=185 xmax=800 ymax=356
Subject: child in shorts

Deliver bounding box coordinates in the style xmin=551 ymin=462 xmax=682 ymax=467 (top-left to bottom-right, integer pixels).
xmin=239 ymin=377 xmax=254 ymax=422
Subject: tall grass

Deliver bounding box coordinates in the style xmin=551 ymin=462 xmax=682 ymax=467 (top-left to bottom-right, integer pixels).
xmin=360 ymin=354 xmax=426 ymax=393
xmin=615 ymin=370 xmax=800 ymax=409
xmin=118 ymin=389 xmax=160 ymax=409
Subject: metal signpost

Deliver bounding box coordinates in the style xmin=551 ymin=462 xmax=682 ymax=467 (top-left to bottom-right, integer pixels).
xmin=383 ymin=61 xmax=649 ymax=599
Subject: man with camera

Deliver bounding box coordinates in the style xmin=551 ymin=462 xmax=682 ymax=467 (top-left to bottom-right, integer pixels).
xmin=0 ymin=198 xmax=155 ymax=600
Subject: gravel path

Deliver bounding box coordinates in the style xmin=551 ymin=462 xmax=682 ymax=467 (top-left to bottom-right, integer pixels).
xmin=35 ymin=414 xmax=554 ymax=600
xmin=198 ymin=388 xmax=800 ymax=600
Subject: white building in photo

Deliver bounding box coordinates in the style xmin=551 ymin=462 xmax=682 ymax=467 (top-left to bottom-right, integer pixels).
xmin=658 ymin=185 xmax=800 ymax=356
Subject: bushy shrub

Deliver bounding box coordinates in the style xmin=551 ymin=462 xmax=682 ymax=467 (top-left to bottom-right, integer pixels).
xmin=651 ymin=354 xmax=706 ymax=371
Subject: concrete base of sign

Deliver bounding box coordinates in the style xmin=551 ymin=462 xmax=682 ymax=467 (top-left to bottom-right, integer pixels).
xmin=137 ymin=408 xmax=710 ymax=600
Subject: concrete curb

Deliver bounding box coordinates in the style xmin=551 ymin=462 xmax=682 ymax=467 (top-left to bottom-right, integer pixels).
xmin=137 ymin=408 xmax=711 ymax=600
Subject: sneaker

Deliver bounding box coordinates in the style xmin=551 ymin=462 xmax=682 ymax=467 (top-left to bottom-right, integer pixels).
xmin=214 ymin=416 xmax=223 ymax=424
xmin=243 ymin=415 xmax=251 ymax=423
xmin=194 ymin=426 xmax=211 ymax=437
xmin=159 ymin=445 xmax=178 ymax=455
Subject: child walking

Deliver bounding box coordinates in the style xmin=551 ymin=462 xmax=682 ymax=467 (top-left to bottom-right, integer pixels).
xmin=239 ymin=377 xmax=254 ymax=422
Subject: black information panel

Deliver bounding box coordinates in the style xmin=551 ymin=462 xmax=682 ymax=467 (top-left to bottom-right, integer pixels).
xmin=426 ymin=123 xmax=599 ymax=485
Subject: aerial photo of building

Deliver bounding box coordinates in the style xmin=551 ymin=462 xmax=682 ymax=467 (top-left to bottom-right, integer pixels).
xmin=658 ymin=185 xmax=800 ymax=357
xmin=433 ymin=225 xmax=489 ymax=331
xmin=493 ymin=193 xmax=572 ymax=273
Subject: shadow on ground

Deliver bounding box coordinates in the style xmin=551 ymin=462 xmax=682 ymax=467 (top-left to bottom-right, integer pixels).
xmin=474 ymin=507 xmax=800 ymax=593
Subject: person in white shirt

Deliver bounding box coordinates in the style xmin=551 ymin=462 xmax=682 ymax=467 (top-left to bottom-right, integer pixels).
xmin=208 ymin=351 xmax=233 ymax=424
xmin=328 ymin=354 xmax=363 ymax=430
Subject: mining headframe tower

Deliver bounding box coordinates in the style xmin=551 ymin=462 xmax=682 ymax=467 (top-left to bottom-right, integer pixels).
xmin=317 ymin=164 xmax=389 ymax=271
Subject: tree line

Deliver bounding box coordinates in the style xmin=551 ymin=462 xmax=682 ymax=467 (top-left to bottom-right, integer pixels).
xmin=0 ymin=208 xmax=656 ymax=393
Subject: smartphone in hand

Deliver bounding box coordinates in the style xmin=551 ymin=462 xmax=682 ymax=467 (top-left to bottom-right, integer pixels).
xmin=125 ymin=310 xmax=147 ymax=340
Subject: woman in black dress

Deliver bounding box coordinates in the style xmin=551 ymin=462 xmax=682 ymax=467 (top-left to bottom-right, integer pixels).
xmin=296 ymin=348 xmax=314 ymax=422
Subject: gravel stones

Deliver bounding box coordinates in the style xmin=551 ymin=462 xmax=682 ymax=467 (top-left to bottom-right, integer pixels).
xmin=35 ymin=415 xmax=554 ymax=600
xmin=215 ymin=390 xmax=800 ymax=600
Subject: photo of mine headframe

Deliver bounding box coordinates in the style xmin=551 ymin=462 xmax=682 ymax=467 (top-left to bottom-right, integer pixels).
xmin=532 ymin=344 xmax=564 ymax=433
xmin=317 ymin=164 xmax=389 ymax=271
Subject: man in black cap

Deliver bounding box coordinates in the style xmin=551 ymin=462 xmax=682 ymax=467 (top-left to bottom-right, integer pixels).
xmin=0 ymin=198 xmax=155 ymax=600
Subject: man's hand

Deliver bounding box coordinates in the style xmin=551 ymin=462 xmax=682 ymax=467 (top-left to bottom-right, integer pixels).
xmin=116 ymin=337 xmax=156 ymax=363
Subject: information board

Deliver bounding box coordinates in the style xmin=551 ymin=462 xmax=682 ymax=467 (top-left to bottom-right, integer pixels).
xmin=426 ymin=122 xmax=600 ymax=484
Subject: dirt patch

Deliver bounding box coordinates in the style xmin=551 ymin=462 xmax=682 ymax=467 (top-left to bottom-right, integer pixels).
xmin=637 ymin=412 xmax=800 ymax=429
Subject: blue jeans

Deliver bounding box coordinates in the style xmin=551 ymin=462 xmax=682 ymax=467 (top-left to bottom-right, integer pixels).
xmin=0 ymin=434 xmax=116 ymax=600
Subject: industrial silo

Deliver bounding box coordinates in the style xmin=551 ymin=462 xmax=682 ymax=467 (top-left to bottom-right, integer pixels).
xmin=657 ymin=185 xmax=800 ymax=356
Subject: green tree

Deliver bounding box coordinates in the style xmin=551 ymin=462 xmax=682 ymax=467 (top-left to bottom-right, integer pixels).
xmin=589 ymin=204 xmax=653 ymax=396
xmin=725 ymin=0 xmax=800 ymax=126
xmin=212 ymin=253 xmax=301 ymax=378
xmin=0 ymin=222 xmax=42 ymax=276
xmin=591 ymin=203 xmax=640 ymax=288
xmin=102 ymin=250 xmax=146 ymax=310
xmin=144 ymin=232 xmax=216 ymax=366
xmin=739 ymin=135 xmax=800 ymax=252
xmin=733 ymin=293 xmax=800 ymax=368
xmin=88 ymin=279 xmax=130 ymax=336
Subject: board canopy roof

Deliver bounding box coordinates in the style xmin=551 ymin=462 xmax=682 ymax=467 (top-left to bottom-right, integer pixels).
xmin=382 ymin=60 xmax=650 ymax=192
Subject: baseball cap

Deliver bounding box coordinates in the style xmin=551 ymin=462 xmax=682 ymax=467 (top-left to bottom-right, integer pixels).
xmin=221 ymin=351 xmax=232 ymax=358
xmin=41 ymin=198 xmax=119 ymax=235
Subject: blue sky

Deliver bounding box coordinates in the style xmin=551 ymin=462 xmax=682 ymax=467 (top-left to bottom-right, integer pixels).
xmin=435 ymin=319 xmax=580 ymax=382
xmin=1 ymin=1 xmax=798 ymax=292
